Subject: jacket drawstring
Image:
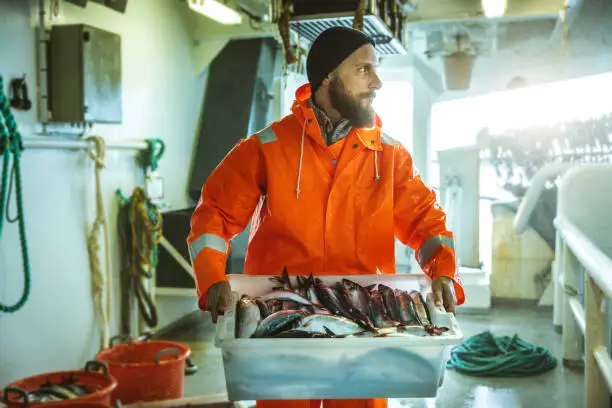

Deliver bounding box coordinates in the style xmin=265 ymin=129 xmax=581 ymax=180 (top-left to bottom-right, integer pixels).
xmin=296 ymin=118 xmax=306 ymax=199
xmin=374 ymin=150 xmax=380 ymax=181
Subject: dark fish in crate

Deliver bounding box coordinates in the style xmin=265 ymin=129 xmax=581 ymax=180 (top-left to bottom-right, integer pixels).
xmin=378 ymin=284 xmax=401 ymax=322
xmin=251 ymin=309 xmax=308 ymax=338
xmin=409 ymin=290 xmax=432 ymax=326
xmin=396 ymin=290 xmax=420 ymax=325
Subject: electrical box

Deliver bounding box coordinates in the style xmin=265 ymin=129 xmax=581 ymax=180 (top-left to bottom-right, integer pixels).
xmin=48 ymin=24 xmax=122 ymax=124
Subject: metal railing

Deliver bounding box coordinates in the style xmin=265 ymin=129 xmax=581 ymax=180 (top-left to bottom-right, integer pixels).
xmin=554 ymin=164 xmax=612 ymax=408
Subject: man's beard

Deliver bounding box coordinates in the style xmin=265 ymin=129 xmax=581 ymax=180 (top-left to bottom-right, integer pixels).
xmin=328 ymin=76 xmax=376 ymax=128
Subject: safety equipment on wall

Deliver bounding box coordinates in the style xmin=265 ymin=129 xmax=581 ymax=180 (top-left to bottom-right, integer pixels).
xmin=140 ymin=138 xmax=165 ymax=203
xmin=86 ymin=136 xmax=112 ymax=350
xmin=117 ymin=139 xmax=165 ymax=335
xmin=0 ymin=75 xmax=31 ymax=313
xmin=8 ymin=75 xmax=32 ymax=112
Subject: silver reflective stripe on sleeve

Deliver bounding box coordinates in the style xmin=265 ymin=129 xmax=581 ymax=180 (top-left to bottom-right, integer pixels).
xmin=189 ymin=233 xmax=228 ymax=263
xmin=256 ymin=125 xmax=278 ymax=144
xmin=416 ymin=235 xmax=455 ymax=267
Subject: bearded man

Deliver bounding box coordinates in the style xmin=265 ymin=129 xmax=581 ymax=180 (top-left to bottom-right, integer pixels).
xmin=187 ymin=26 xmax=465 ymax=408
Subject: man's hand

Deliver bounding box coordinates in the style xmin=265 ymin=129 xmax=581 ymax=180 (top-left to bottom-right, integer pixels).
xmin=431 ymin=276 xmax=456 ymax=315
xmin=206 ymin=280 xmax=231 ymax=323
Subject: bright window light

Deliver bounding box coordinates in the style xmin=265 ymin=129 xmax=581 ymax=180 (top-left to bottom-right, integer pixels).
xmin=188 ymin=0 xmax=243 ymax=25
xmin=431 ymin=71 xmax=612 ymax=154
xmin=373 ymin=81 xmax=414 ymax=152
xmin=481 ymin=0 xmax=507 ymax=18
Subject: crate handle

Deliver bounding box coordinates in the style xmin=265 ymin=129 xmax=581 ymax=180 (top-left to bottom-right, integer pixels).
xmin=109 ymin=334 xmax=134 ymax=346
xmin=84 ymin=360 xmax=110 ymax=377
xmin=3 ymin=387 xmax=28 ymax=405
xmin=155 ymin=347 xmax=180 ymax=365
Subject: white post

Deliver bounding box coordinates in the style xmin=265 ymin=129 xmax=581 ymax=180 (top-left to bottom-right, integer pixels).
xmin=562 ymin=247 xmax=584 ymax=368
xmin=553 ymin=231 xmax=564 ymax=330
xmin=584 ymin=275 xmax=608 ymax=408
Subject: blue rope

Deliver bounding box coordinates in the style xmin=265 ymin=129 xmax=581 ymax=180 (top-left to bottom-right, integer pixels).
xmin=446 ymin=330 xmax=558 ymax=377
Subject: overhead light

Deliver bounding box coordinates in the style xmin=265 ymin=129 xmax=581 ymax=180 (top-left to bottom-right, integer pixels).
xmin=481 ymin=0 xmax=507 ymax=18
xmin=188 ymin=0 xmax=243 ymax=25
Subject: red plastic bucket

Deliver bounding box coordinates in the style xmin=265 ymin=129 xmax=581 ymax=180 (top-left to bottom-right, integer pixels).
xmin=0 ymin=361 xmax=117 ymax=407
xmin=94 ymin=337 xmax=191 ymax=404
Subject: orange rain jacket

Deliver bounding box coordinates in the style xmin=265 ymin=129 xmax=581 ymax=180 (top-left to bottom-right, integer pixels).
xmin=187 ymin=83 xmax=465 ymax=311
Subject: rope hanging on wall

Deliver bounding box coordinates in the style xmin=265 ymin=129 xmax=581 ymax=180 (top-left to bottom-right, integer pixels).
xmin=0 ymin=75 xmax=31 ymax=313
xmin=86 ymin=135 xmax=112 ymax=350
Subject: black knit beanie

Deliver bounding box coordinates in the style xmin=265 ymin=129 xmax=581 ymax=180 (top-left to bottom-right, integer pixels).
xmin=306 ymin=27 xmax=376 ymax=93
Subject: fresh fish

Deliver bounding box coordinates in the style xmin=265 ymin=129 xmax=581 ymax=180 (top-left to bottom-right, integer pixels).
xmin=342 ymin=278 xmax=372 ymax=316
xmin=251 ymin=310 xmax=308 ymax=338
xmin=255 ymin=299 xmax=270 ymax=318
xmin=258 ymin=290 xmax=313 ymax=307
xmin=314 ymin=278 xmax=354 ymax=318
xmin=265 ymin=298 xmax=282 ymax=314
xmin=334 ymin=283 xmax=376 ymax=331
xmin=297 ymin=313 xmax=366 ymax=336
xmin=305 ymin=273 xmax=320 ymax=304
xmin=396 ymin=290 xmax=420 ymax=325
xmin=378 ymin=284 xmax=401 ymax=321
xmin=272 ymin=329 xmax=331 ymax=338
xmin=268 ymin=266 xmax=293 ymax=291
xmin=368 ymin=291 xmax=397 ymax=328
xmin=236 ymin=295 xmax=261 ymax=339
xmin=409 ymin=290 xmax=432 ymax=326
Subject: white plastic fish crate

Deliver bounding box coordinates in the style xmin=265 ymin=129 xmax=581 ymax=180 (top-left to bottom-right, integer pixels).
xmin=214 ymin=273 xmax=464 ymax=401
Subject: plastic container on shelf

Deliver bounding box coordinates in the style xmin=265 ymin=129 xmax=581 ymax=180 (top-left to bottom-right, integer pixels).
xmin=214 ymin=273 xmax=464 ymax=401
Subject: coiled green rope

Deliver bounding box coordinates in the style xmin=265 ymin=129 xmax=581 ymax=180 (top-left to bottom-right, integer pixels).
xmin=446 ymin=331 xmax=558 ymax=377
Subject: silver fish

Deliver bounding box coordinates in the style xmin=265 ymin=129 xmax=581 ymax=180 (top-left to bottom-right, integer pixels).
xmin=236 ymin=296 xmax=261 ymax=339
xmin=396 ymin=290 xmax=420 ymax=325
xmin=259 ymin=290 xmax=314 ymax=306
xmin=251 ymin=310 xmax=308 ymax=338
xmin=341 ymin=278 xmax=372 ymax=316
xmin=314 ymin=278 xmax=355 ymax=318
xmin=369 ymin=291 xmax=397 ymax=328
xmin=409 ymin=290 xmax=432 ymax=326
xmin=296 ymin=313 xmax=365 ymax=336
xmin=334 ymin=283 xmax=376 ymax=331
xmin=378 ymin=284 xmax=401 ymax=322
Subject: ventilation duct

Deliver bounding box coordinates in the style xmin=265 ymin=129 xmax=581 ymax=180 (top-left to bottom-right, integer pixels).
xmin=269 ymin=0 xmax=409 ymax=55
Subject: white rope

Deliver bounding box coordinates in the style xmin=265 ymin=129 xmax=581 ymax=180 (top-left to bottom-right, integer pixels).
xmin=86 ymin=136 xmax=111 ymax=350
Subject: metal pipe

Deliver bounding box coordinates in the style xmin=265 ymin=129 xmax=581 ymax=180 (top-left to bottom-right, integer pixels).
xmin=37 ymin=0 xmax=49 ymax=131
xmin=21 ymin=138 xmax=148 ymax=151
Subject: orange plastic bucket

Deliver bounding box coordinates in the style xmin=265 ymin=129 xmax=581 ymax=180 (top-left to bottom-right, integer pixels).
xmin=0 ymin=361 xmax=117 ymax=407
xmin=94 ymin=338 xmax=191 ymax=404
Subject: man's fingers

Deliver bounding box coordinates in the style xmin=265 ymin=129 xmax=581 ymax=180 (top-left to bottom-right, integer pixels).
xmin=218 ymin=291 xmax=229 ymax=314
xmin=207 ymin=291 xmax=219 ymax=323
xmin=433 ymin=283 xmax=443 ymax=308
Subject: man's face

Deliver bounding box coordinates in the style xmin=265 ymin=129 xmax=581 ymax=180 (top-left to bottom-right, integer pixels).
xmin=327 ymin=44 xmax=382 ymax=128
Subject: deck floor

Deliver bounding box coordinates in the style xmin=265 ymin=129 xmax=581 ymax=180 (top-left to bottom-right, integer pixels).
xmin=157 ymin=305 xmax=584 ymax=408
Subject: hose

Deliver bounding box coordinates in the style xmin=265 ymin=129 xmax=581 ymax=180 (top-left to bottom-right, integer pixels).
xmin=0 ymin=75 xmax=31 ymax=313
xmin=446 ymin=330 xmax=558 ymax=377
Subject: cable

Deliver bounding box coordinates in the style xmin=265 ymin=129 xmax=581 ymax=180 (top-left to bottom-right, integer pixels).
xmin=446 ymin=330 xmax=558 ymax=377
